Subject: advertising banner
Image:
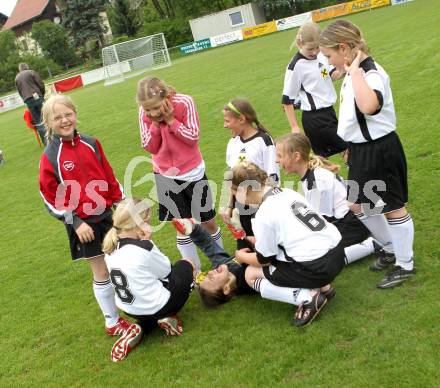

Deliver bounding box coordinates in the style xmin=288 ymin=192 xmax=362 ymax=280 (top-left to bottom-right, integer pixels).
xmin=180 ymin=39 xmax=212 ymax=55
xmin=276 ymin=12 xmax=312 ymax=31
xmin=312 ymin=0 xmax=391 ymax=21
xmin=0 ymin=93 xmax=24 ymax=114
xmin=242 ymin=21 xmax=277 ymax=39
xmin=210 ymin=30 xmax=243 ymax=47
xmin=391 ymin=0 xmax=413 ymax=4
xmin=54 ymin=75 xmax=83 ymax=93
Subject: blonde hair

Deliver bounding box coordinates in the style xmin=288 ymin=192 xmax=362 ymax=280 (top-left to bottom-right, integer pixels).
xmin=231 ymin=161 xmax=269 ymax=192
xmin=296 ymin=22 xmax=320 ymax=47
xmin=224 ymin=98 xmax=269 ymax=134
xmin=320 ymin=20 xmax=369 ymax=63
xmin=102 ymin=198 xmax=151 ymax=255
xmin=42 ymin=94 xmax=77 ymax=141
xmin=277 ymin=133 xmax=340 ymax=174
xmin=136 ymin=76 xmax=176 ymax=109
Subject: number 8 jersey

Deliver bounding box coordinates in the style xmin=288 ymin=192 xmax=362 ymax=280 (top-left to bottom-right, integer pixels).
xmin=251 ymin=188 xmax=341 ymax=264
xmin=105 ymin=239 xmax=172 ymax=316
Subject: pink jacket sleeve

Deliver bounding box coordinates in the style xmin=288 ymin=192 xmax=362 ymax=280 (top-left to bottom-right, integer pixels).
xmin=168 ymin=95 xmax=200 ymax=146
xmin=139 ymin=107 xmax=162 ymax=154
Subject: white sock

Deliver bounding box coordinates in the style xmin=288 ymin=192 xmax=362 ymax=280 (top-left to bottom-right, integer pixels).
xmin=93 ymin=279 xmax=119 ymax=327
xmin=344 ymin=236 xmax=375 ymax=265
xmin=387 ymin=214 xmax=414 ymax=270
xmin=177 ymin=235 xmax=201 ymax=271
xmin=211 ymin=227 xmax=224 ymax=248
xmin=254 ymin=278 xmax=312 ymax=306
xmin=356 ymin=212 xmax=393 ymax=253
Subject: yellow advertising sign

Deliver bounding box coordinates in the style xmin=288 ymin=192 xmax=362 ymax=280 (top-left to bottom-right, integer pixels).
xmin=242 ymin=21 xmax=277 ymax=40
xmin=312 ymin=0 xmax=390 ymax=22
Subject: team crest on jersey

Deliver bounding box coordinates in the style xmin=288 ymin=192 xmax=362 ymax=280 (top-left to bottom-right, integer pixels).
xmin=321 ymin=68 xmax=328 ymax=78
xmin=238 ymin=148 xmax=247 ymax=163
xmin=63 ymin=161 xmax=75 ymax=171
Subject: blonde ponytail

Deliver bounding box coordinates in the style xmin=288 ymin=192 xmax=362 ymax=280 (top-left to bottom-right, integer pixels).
xmin=309 ymin=155 xmax=340 ymax=174
xmin=102 ymin=227 xmax=119 ymax=255
xmin=102 ymin=198 xmax=151 ymax=255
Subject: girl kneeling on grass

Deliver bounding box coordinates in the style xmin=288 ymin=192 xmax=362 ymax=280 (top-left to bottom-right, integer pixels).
xmin=39 ymin=94 xmax=134 ymax=347
xmin=276 ymin=132 xmax=391 ymax=266
xmin=103 ymin=198 xmax=196 ymax=361
xmin=171 ymin=217 xmax=331 ymax=327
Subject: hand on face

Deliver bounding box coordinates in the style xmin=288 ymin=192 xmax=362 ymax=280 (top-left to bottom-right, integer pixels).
xmin=161 ymin=98 xmax=174 ymax=125
xmin=344 ymin=50 xmax=362 ymax=75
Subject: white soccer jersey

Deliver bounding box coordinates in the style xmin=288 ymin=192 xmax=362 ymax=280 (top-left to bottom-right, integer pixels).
xmin=300 ymin=167 xmax=349 ymax=220
xmin=282 ymin=52 xmax=336 ymax=111
xmin=226 ymin=131 xmax=280 ymax=183
xmin=252 ymin=188 xmax=341 ymax=263
xmin=105 ymin=239 xmax=171 ymax=316
xmin=338 ymin=57 xmax=396 ymax=143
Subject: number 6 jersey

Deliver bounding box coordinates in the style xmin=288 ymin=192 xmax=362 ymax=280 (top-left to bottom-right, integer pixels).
xmin=252 ymin=188 xmax=341 ymax=264
xmin=105 ymin=239 xmax=172 ymax=316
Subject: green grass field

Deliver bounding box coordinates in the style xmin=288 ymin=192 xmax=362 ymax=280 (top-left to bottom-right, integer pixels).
xmin=1 ymin=1 xmax=440 ymax=386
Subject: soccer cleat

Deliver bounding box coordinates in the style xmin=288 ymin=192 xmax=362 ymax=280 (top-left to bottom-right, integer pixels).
xmin=377 ymin=265 xmax=416 ymax=289
xmin=322 ymin=286 xmax=335 ymax=300
xmin=292 ymin=292 xmax=327 ymax=327
xmin=370 ymin=241 xmax=396 ymax=271
xmin=111 ymin=323 xmax=143 ymax=362
xmin=157 ymin=315 xmax=183 ymax=336
xmin=225 ymin=208 xmax=246 ymax=240
xmin=105 ymin=317 xmax=133 ymax=336
xmin=172 ymin=218 xmax=195 ymax=235
xmin=226 ymin=223 xmax=246 ymax=240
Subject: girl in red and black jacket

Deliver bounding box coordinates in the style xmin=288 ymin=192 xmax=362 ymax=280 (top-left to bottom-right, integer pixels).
xmin=39 ymin=94 xmax=134 ymax=337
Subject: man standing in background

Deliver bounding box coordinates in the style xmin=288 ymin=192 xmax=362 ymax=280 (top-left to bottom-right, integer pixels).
xmin=15 ymin=63 xmax=46 ymax=145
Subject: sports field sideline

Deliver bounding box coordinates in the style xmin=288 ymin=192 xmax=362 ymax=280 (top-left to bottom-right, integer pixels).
xmin=1 ymin=1 xmax=440 ymax=386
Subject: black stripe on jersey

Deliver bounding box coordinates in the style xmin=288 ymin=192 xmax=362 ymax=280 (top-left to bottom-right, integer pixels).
xmin=359 ymin=56 xmax=377 ymax=73
xmin=240 ymin=131 xmax=275 ymax=147
xmin=256 ymin=250 xmax=276 ymax=265
xmin=282 ymin=94 xmax=294 ymax=105
xmin=287 ymin=52 xmax=308 ymax=71
xmin=301 ymin=84 xmax=316 ymax=111
xmin=118 ymin=238 xmax=153 ymax=251
xmin=371 ymin=89 xmax=384 ymax=115
xmin=262 ymin=187 xmax=282 ymax=202
xmin=354 ymin=101 xmax=373 ymax=142
xmin=301 ymin=169 xmax=316 ymax=191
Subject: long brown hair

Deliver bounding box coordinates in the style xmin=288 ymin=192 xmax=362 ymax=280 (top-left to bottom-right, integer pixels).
xmin=320 ymin=20 xmax=370 ymax=64
xmin=136 ymin=76 xmax=176 ymax=109
xmin=277 ymin=133 xmax=340 ymax=174
xmin=224 ymin=98 xmax=269 ymax=134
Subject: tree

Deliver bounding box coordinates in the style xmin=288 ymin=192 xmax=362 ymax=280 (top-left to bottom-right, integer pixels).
xmin=109 ymin=0 xmax=142 ymax=37
xmin=0 ymin=30 xmax=18 ymax=63
xmin=60 ymin=0 xmax=108 ymax=49
xmin=31 ymin=21 xmax=78 ymax=67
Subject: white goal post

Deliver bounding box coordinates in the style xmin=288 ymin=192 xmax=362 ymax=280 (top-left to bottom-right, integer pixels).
xmin=102 ymin=33 xmax=171 ymax=86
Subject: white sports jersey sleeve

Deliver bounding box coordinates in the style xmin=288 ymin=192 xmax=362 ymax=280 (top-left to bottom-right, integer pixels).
xmin=364 ymin=70 xmax=386 ymax=95
xmin=282 ymin=64 xmax=302 ymax=102
xmin=252 ymin=188 xmax=341 ymax=263
xmin=263 ymin=144 xmax=280 ymax=184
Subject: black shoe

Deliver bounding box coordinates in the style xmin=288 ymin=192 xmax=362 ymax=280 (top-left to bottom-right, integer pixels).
xmin=370 ymin=241 xmax=396 ymax=271
xmin=292 ymin=292 xmax=327 ymax=327
xmin=322 ymin=286 xmax=335 ymax=300
xmin=377 ymin=265 xmax=416 ymax=289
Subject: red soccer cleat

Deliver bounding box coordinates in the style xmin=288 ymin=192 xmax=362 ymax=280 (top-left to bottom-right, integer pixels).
xmin=157 ymin=315 xmax=183 ymax=336
xmin=111 ymin=323 xmax=143 ymax=362
xmin=171 ymin=218 xmax=195 ymax=235
xmin=105 ymin=317 xmax=132 ymax=336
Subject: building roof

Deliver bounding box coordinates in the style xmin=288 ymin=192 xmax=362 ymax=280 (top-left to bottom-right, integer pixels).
xmin=1 ymin=0 xmax=50 ymax=31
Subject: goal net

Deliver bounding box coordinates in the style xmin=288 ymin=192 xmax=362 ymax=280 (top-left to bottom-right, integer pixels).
xmin=102 ymin=33 xmax=171 ymax=86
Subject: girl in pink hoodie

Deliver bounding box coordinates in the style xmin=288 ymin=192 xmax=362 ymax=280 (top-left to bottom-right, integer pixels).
xmin=137 ymin=76 xmax=222 ymax=271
